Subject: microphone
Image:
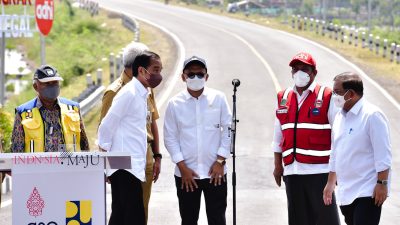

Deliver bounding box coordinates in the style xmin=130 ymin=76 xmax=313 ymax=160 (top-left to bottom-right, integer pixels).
xmin=232 ymin=79 xmax=240 ymax=87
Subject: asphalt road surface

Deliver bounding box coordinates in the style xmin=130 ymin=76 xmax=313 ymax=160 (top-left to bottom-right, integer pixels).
xmin=1 ymin=0 xmax=399 ymax=224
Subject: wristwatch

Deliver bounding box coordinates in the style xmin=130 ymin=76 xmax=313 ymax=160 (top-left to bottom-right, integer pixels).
xmin=216 ymin=159 xmax=226 ymax=166
xmin=377 ymin=180 xmax=388 ymax=185
xmin=153 ymin=153 xmax=162 ymax=159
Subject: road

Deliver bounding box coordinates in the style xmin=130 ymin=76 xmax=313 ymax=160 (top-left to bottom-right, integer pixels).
xmin=1 ymin=0 xmax=399 ymax=224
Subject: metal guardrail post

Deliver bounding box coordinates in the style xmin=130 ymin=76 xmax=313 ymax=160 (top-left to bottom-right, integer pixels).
xmin=315 ymin=20 xmax=319 ymax=34
xmin=334 ymin=25 xmax=339 ymax=40
xmin=383 ymin=39 xmax=388 ymax=58
xmin=97 ymin=69 xmax=103 ymax=86
xmin=390 ymin=43 xmax=396 ymax=62
xmin=79 ymin=86 xmax=106 ymax=116
xmin=291 ymin=15 xmax=295 ymax=29
xmin=362 ymin=32 xmax=366 ymax=48
xmin=309 ymin=18 xmax=313 ymax=32
xmin=297 ymin=15 xmax=301 ymax=30
xmin=369 ymin=34 xmax=374 ymax=51
xmin=86 ymin=73 xmax=93 ymax=87
xmin=375 ymin=36 xmax=380 ymax=55
xmin=321 ymin=21 xmax=326 ymax=36
xmin=109 ymin=53 xmax=115 ymax=82
xmin=396 ymin=45 xmax=400 ymax=64
xmin=354 ymin=30 xmax=359 ymax=47
xmin=340 ymin=26 xmax=345 ymax=43
xmin=348 ymin=29 xmax=353 ymax=45
xmin=115 ymin=55 xmax=121 ymax=77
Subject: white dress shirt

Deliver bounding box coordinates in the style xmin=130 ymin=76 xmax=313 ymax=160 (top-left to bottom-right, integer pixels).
xmin=271 ymin=81 xmax=339 ymax=175
xmin=329 ymin=98 xmax=392 ymax=205
xmin=164 ymin=87 xmax=232 ymax=179
xmin=98 ymin=77 xmax=149 ymax=181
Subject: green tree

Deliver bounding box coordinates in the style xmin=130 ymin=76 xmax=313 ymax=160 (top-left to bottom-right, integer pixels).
xmin=302 ymin=0 xmax=315 ymax=15
xmin=379 ymin=0 xmax=400 ymax=30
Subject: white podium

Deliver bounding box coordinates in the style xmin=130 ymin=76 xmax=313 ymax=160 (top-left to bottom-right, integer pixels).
xmin=0 ymin=152 xmax=131 ymax=225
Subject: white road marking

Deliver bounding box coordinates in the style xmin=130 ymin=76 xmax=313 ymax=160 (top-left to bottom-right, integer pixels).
xmin=98 ymin=4 xmax=186 ymax=110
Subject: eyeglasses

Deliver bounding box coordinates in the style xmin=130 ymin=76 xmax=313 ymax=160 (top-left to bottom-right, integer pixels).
xmin=186 ymin=72 xmax=206 ymax=79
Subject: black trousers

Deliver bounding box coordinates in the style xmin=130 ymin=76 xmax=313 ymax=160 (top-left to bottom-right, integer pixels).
xmin=108 ymin=169 xmax=145 ymax=225
xmin=284 ymin=173 xmax=340 ymax=225
xmin=175 ymin=175 xmax=227 ymax=225
xmin=340 ymin=197 xmax=382 ymax=225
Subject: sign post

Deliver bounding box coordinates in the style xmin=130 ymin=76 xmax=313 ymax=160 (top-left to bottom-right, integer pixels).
xmin=0 ymin=1 xmax=35 ymax=105
xmin=35 ymin=0 xmax=54 ymax=65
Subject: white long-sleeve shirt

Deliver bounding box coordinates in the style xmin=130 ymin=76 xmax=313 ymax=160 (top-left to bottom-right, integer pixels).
xmin=164 ymin=87 xmax=232 ymax=179
xmin=271 ymin=81 xmax=339 ymax=175
xmin=330 ymin=98 xmax=392 ymax=205
xmin=98 ymin=77 xmax=148 ymax=181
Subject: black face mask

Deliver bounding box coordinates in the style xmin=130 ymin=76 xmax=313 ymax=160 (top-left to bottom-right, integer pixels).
xmin=41 ymin=85 xmax=60 ymax=100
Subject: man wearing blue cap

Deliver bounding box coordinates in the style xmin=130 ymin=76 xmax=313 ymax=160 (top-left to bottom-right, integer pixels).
xmin=11 ymin=65 xmax=89 ymax=152
xmin=164 ymin=56 xmax=232 ymax=225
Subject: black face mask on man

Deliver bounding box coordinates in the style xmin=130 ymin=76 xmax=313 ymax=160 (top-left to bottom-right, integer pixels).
xmin=143 ymin=68 xmax=163 ymax=88
xmin=41 ymin=85 xmax=60 ymax=100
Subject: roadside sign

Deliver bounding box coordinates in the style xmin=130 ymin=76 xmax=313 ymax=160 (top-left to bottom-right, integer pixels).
xmin=35 ymin=0 xmax=54 ymax=36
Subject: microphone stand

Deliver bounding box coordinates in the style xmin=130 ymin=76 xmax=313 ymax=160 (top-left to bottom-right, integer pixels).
xmin=230 ymin=79 xmax=240 ymax=225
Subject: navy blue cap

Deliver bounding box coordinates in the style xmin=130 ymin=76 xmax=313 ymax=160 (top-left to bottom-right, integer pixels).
xmin=33 ymin=65 xmax=63 ymax=82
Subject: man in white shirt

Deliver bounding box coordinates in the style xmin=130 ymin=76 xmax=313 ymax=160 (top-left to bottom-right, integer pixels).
xmin=98 ymin=51 xmax=163 ymax=225
xmin=164 ymin=56 xmax=232 ymax=225
xmin=323 ymin=72 xmax=392 ymax=225
xmin=272 ymin=52 xmax=340 ymax=225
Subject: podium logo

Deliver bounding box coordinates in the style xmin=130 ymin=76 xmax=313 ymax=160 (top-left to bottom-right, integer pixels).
xmin=66 ymin=200 xmax=92 ymax=225
xmin=26 ymin=187 xmax=45 ymax=217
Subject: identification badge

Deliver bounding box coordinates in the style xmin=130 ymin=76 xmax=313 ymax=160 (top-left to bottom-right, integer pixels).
xmin=280 ymin=99 xmax=287 ymax=106
xmin=312 ymin=108 xmax=320 ymax=116
xmin=277 ymin=108 xmax=288 ymax=114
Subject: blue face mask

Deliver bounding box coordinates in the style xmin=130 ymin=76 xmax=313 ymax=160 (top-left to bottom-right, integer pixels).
xmin=41 ymin=85 xmax=60 ymax=100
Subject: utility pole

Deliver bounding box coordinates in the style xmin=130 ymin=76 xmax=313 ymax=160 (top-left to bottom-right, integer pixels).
xmin=322 ymin=0 xmax=327 ymax=21
xmin=0 ymin=32 xmax=5 ymax=106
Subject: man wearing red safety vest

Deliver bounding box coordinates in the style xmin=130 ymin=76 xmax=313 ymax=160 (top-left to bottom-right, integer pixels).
xmin=272 ymin=52 xmax=340 ymax=225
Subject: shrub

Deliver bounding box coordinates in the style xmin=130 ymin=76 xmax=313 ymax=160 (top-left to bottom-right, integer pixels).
xmin=0 ymin=109 xmax=13 ymax=152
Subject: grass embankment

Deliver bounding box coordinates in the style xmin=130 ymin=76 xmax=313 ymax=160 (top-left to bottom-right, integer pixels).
xmin=163 ymin=1 xmax=400 ymax=99
xmin=1 ymin=1 xmax=135 ymax=151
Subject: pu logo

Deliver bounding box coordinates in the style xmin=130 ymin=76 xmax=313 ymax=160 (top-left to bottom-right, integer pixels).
xmin=66 ymin=200 xmax=92 ymax=225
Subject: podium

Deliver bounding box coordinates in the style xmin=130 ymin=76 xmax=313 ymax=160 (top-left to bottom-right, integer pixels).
xmin=0 ymin=151 xmax=131 ymax=225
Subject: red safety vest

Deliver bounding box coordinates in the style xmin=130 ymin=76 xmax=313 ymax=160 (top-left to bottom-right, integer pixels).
xmin=276 ymin=84 xmax=332 ymax=166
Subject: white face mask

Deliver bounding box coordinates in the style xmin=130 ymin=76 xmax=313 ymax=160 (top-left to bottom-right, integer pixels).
xmin=333 ymin=90 xmax=350 ymax=108
xmin=293 ymin=70 xmax=310 ymax=88
xmin=186 ymin=76 xmax=205 ymax=91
